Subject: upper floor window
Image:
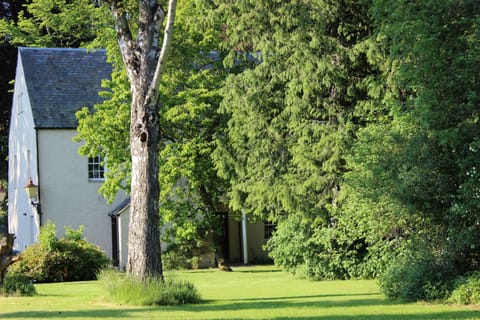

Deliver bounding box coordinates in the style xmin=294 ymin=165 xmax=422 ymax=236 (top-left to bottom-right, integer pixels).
xmin=88 ymin=155 xmax=105 ymax=181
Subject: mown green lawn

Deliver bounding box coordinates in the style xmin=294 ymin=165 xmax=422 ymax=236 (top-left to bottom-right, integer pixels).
xmin=0 ymin=265 xmax=479 ymax=319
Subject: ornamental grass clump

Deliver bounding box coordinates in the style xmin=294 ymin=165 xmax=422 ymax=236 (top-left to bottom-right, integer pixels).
xmin=98 ymin=269 xmax=200 ymax=306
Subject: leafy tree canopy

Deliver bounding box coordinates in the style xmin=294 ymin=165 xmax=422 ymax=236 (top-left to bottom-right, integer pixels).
xmin=74 ymin=0 xmax=230 ymax=249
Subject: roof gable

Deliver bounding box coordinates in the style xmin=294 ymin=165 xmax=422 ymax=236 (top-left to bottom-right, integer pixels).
xmin=19 ymin=47 xmax=112 ymax=129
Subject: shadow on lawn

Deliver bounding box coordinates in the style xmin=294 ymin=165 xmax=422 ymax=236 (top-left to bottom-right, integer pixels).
xmin=195 ymin=297 xmax=400 ymax=311
xmin=234 ymin=268 xmax=282 ymax=273
xmin=192 ymin=295 xmax=480 ymax=320
xmin=226 ymin=292 xmax=381 ymax=301
xmin=1 ymin=309 xmax=479 ymax=320
xmin=0 ymin=309 xmax=153 ymax=319
xmin=285 ymin=311 xmax=480 ymax=320
xmin=2 ymin=294 xmax=479 ymax=320
xmin=1 ymin=302 xmax=479 ymax=320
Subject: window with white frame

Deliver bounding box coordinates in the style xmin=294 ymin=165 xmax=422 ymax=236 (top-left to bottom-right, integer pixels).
xmin=88 ymin=155 xmax=105 ymax=181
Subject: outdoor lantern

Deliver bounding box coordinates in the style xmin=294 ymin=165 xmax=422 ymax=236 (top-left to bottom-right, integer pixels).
xmin=0 ymin=186 xmax=6 ymax=202
xmin=24 ymin=177 xmax=38 ymax=200
xmin=24 ymin=177 xmax=41 ymax=215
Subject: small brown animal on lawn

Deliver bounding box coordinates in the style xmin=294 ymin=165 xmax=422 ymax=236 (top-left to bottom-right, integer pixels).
xmin=218 ymin=258 xmax=233 ymax=272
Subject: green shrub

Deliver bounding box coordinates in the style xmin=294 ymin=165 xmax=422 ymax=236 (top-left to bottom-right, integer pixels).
xmin=162 ymin=250 xmax=190 ymax=271
xmin=161 ymin=235 xmax=215 ymax=271
xmin=98 ymin=269 xmax=201 ymax=306
xmin=266 ymin=216 xmax=392 ymax=280
xmin=8 ymin=222 xmax=110 ymax=282
xmin=0 ymin=272 xmax=36 ymax=296
xmin=379 ymin=248 xmax=457 ymax=302
xmin=448 ymin=272 xmax=480 ymax=305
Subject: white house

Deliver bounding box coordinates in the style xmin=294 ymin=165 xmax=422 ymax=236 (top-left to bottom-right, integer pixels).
xmin=8 ymin=47 xmax=128 ymax=265
xmin=8 ymin=47 xmax=272 ymax=270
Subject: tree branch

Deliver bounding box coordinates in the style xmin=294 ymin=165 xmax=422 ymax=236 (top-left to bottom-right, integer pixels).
xmin=149 ymin=0 xmax=177 ymax=97
xmin=137 ymin=0 xmax=165 ymax=90
xmin=137 ymin=1 xmax=165 ymax=55
xmin=107 ymin=0 xmax=138 ymax=81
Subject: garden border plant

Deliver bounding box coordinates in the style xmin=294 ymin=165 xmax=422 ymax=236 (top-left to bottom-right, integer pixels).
xmin=98 ymin=269 xmax=201 ymax=306
xmin=448 ymin=271 xmax=480 ymax=305
xmin=7 ymin=222 xmax=110 ymax=283
xmin=0 ymin=271 xmax=36 ymax=296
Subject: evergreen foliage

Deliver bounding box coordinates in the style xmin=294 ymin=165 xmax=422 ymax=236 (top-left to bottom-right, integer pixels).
xmin=212 ymin=0 xmax=382 ymax=279
xmin=213 ymin=0 xmax=480 ymax=301
xmin=346 ymin=0 xmax=480 ymax=299
xmin=213 ymin=0 xmax=375 ymax=221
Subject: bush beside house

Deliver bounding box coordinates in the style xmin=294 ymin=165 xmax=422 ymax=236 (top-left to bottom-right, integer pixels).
xmin=7 ymin=222 xmax=110 ymax=283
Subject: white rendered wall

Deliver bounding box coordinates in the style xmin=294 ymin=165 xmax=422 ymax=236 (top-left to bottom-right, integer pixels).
xmin=37 ymin=129 xmax=127 ymax=260
xmin=118 ymin=209 xmax=129 ymax=270
xmin=8 ymin=53 xmax=40 ymax=250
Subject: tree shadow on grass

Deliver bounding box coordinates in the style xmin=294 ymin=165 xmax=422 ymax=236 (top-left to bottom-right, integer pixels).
xmin=223 ymin=292 xmax=381 ymax=302
xmin=1 ymin=309 xmax=478 ymax=320
xmin=233 ymin=268 xmax=282 ymax=273
xmin=192 ymin=295 xmax=480 ymax=320
xmin=280 ymin=311 xmax=480 ymax=320
xmin=0 ymin=308 xmax=153 ymax=319
xmin=1 ymin=294 xmax=479 ymax=319
xmin=194 ymin=297 xmax=399 ymax=312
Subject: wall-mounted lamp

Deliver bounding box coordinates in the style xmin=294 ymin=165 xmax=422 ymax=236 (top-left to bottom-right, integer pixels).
xmin=24 ymin=177 xmax=41 ymax=215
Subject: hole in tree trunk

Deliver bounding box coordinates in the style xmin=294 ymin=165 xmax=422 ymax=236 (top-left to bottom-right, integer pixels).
xmin=140 ymin=131 xmax=148 ymax=142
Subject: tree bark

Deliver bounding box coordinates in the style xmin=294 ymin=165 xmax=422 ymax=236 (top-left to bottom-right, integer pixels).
xmin=127 ymin=90 xmax=163 ymax=279
xmin=107 ymin=0 xmax=177 ymax=280
xmin=0 ymin=233 xmax=16 ymax=285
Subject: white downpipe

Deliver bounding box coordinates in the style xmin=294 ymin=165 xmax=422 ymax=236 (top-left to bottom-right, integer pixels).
xmin=242 ymin=212 xmax=248 ymax=264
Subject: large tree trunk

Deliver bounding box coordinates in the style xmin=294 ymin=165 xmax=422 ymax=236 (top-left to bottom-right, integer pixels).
xmin=108 ymin=0 xmax=176 ymax=280
xmin=127 ymin=92 xmax=162 ymax=279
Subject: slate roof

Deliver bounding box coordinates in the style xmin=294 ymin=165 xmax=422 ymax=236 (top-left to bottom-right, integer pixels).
xmin=19 ymin=47 xmax=112 ymax=129
xmin=108 ymin=197 xmax=130 ymax=217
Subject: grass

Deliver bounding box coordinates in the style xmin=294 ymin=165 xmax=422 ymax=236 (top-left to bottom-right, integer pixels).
xmin=0 ymin=265 xmax=478 ymax=319
xmin=98 ymin=269 xmax=200 ymax=305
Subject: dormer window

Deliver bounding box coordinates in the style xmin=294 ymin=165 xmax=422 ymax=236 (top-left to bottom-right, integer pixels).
xmin=88 ymin=155 xmax=105 ymax=181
